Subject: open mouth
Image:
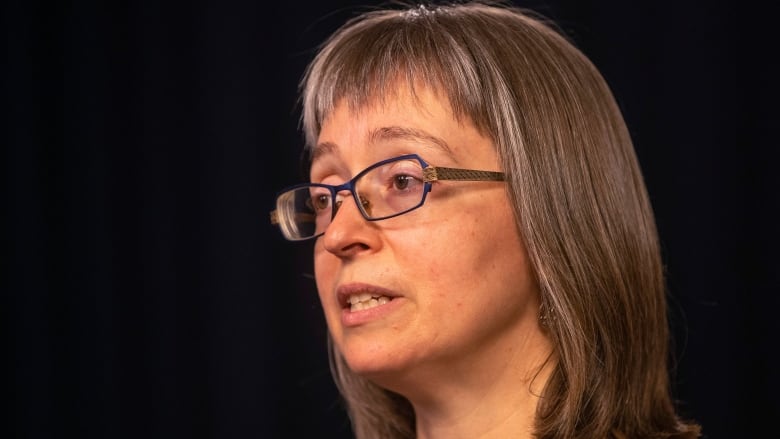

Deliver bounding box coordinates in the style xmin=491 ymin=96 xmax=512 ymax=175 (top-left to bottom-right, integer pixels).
xmin=346 ymin=292 xmax=393 ymax=312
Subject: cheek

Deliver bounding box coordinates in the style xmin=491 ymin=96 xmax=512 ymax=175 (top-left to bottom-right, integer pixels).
xmin=423 ymin=199 xmax=529 ymax=294
xmin=406 ymin=220 xmax=484 ymax=290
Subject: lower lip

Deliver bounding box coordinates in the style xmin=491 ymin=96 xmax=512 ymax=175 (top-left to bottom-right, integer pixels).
xmin=340 ymin=297 xmax=405 ymax=327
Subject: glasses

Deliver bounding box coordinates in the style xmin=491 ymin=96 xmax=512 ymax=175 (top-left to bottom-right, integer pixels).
xmin=270 ymin=153 xmax=505 ymax=241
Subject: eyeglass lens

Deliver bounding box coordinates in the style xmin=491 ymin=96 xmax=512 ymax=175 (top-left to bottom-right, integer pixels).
xmin=276 ymin=157 xmax=427 ymax=240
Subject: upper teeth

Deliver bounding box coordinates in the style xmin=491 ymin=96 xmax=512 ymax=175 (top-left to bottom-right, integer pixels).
xmin=348 ymin=292 xmax=390 ymax=311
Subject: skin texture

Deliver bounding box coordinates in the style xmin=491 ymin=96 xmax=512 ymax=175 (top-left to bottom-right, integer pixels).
xmin=311 ymin=85 xmax=554 ymax=438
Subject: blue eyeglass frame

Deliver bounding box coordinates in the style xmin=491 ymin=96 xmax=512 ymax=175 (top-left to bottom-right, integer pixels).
xmin=270 ymin=153 xmax=505 ymax=240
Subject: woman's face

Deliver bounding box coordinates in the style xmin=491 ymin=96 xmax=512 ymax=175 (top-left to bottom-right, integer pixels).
xmin=311 ymin=85 xmax=542 ymax=392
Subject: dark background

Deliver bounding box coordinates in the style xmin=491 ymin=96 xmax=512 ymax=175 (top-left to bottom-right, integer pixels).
xmin=3 ymin=0 xmax=772 ymax=438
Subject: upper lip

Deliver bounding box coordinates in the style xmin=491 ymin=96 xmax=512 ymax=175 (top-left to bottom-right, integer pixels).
xmin=336 ymin=282 xmax=400 ymax=308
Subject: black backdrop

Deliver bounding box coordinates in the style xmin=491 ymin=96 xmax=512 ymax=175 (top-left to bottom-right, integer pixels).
xmin=4 ymin=1 xmax=774 ymax=438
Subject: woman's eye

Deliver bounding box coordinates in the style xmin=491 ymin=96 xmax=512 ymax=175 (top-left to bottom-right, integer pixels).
xmin=312 ymin=194 xmax=331 ymax=211
xmin=393 ymin=175 xmax=413 ymax=190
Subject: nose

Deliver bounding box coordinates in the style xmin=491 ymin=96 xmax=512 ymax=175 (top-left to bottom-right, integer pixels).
xmin=320 ymin=191 xmax=377 ymax=256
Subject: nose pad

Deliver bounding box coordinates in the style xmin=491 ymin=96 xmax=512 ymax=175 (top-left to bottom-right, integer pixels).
xmin=329 ymin=191 xmax=365 ymax=226
xmin=321 ymin=191 xmax=374 ymax=254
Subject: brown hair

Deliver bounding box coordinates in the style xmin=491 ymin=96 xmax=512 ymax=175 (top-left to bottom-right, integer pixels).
xmin=300 ymin=1 xmax=701 ymax=438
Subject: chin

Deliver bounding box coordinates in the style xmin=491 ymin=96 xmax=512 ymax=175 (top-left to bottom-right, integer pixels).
xmin=340 ymin=344 xmax=407 ymax=378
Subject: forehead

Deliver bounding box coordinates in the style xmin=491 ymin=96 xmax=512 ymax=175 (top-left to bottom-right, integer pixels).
xmin=312 ymin=85 xmax=462 ymax=160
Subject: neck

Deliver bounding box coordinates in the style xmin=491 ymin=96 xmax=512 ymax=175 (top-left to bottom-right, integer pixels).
xmin=404 ymin=323 xmax=556 ymax=439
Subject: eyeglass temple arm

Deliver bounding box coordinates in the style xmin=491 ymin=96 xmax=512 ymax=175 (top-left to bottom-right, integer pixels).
xmin=423 ymin=166 xmax=505 ymax=182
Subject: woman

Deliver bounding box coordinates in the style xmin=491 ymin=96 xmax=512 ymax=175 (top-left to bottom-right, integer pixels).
xmin=271 ymin=1 xmax=702 ymax=438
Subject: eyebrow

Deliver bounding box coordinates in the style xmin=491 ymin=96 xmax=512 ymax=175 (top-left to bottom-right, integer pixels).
xmin=309 ymin=141 xmax=338 ymax=162
xmin=310 ymin=126 xmax=455 ymax=163
xmin=368 ymin=126 xmax=454 ymax=157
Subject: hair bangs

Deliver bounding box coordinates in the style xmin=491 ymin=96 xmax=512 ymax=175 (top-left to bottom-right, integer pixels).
xmin=300 ymin=7 xmax=490 ymax=151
